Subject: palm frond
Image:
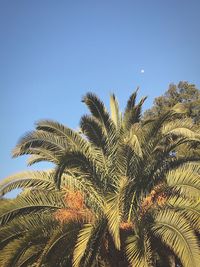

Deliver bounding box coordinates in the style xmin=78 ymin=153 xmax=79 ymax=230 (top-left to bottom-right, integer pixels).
xmin=144 ymin=104 xmax=187 ymax=140
xmin=36 ymin=119 xmax=91 ymax=153
xmin=36 ymin=223 xmax=79 ymax=267
xmin=125 ymin=88 xmax=139 ymax=113
xmin=0 ymin=213 xmax=56 ymax=249
xmin=0 ymin=170 xmax=56 ymax=197
xmin=17 ymin=245 xmax=41 ymax=267
xmin=0 ymin=191 xmax=66 ymax=226
xmin=0 ymin=237 xmax=32 ymax=267
xmin=166 ymin=163 xmax=200 ymax=199
xmin=126 ymin=129 xmax=143 ymax=158
xmin=152 ymin=209 xmax=200 ymax=267
xmin=73 ymin=219 xmax=107 ymax=267
xmin=165 ymin=196 xmax=200 ymax=232
xmin=72 ymin=223 xmax=94 ymax=267
xmin=12 ymin=130 xmax=67 ymax=158
xmin=163 ymin=127 xmax=200 ymax=141
xmin=110 ymin=93 xmax=121 ymax=129
xmin=82 ymin=92 xmax=114 ymax=134
xmin=26 ymin=150 xmax=59 ymax=165
xmin=105 ymin=177 xmax=128 ymax=249
xmin=126 ymin=232 xmax=153 ymax=267
xmin=53 ymin=150 xmax=104 ymax=190
xmin=124 ymin=96 xmax=147 ymax=130
xmin=80 ymin=115 xmax=106 ymax=149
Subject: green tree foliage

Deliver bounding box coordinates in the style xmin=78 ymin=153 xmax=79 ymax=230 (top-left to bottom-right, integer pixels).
xmin=143 ymin=81 xmax=200 ymax=124
xmin=0 ymin=91 xmax=200 ymax=267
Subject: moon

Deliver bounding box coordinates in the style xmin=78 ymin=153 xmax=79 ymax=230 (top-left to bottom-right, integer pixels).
xmin=140 ymin=69 xmax=145 ymax=73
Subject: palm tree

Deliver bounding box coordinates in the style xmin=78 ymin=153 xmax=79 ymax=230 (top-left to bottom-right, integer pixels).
xmin=0 ymin=91 xmax=200 ymax=267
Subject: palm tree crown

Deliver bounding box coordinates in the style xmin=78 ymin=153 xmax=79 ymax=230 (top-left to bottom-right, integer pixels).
xmin=0 ymin=91 xmax=200 ymax=267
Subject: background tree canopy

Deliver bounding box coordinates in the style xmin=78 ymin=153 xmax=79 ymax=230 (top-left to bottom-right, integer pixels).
xmin=143 ymin=81 xmax=200 ymax=124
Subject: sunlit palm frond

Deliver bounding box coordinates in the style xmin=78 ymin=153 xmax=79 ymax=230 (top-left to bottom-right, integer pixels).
xmin=72 ymin=223 xmax=93 ymax=267
xmin=110 ymin=93 xmax=121 ymax=129
xmin=126 ymin=232 xmax=153 ymax=267
xmin=152 ymin=209 xmax=200 ymax=267
xmin=0 ymin=191 xmax=66 ymax=226
xmin=73 ymin=219 xmax=106 ymax=267
xmin=166 ymin=163 xmax=200 ymax=199
xmin=0 ymin=170 xmax=56 ymax=197
xmin=126 ymin=132 xmax=143 ymax=158
xmin=36 ymin=119 xmax=92 ymax=153
xmin=165 ymin=196 xmax=200 ymax=232
xmin=105 ymin=177 xmax=128 ymax=249
xmin=12 ymin=130 xmax=67 ymax=158
xmin=144 ymin=103 xmax=187 ymax=140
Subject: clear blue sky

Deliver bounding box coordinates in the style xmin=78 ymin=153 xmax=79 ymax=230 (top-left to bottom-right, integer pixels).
xmin=1 ymin=0 xmax=200 ymax=184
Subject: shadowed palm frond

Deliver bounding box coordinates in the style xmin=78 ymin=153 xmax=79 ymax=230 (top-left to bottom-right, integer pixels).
xmin=125 ymin=88 xmax=139 ymax=113
xmin=0 ymin=237 xmax=44 ymax=267
xmin=80 ymin=115 xmax=106 ymax=149
xmin=0 ymin=213 xmax=56 ymax=249
xmin=82 ymin=93 xmax=112 ymax=133
xmin=124 ymin=96 xmax=147 ymax=130
xmin=36 ymin=223 xmax=80 ymax=267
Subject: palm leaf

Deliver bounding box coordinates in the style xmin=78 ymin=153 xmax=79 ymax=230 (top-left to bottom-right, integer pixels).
xmin=125 ymin=89 xmax=139 ymax=113
xmin=73 ymin=223 xmax=94 ymax=267
xmin=12 ymin=130 xmax=67 ymax=158
xmin=110 ymin=93 xmax=121 ymax=129
xmin=36 ymin=119 xmax=91 ymax=152
xmin=0 ymin=213 xmax=56 ymax=249
xmin=80 ymin=115 xmax=106 ymax=149
xmin=152 ymin=209 xmax=200 ymax=267
xmin=36 ymin=223 xmax=80 ymax=267
xmin=126 ymin=232 xmax=153 ymax=267
xmin=82 ymin=92 xmax=113 ymax=134
xmin=0 ymin=170 xmax=56 ymax=197
xmin=165 ymin=196 xmax=200 ymax=232
xmin=166 ymin=163 xmax=200 ymax=199
xmin=124 ymin=97 xmax=147 ymax=130
xmin=73 ymin=219 xmax=107 ymax=267
xmin=0 ymin=191 xmax=66 ymax=226
xmin=105 ymin=177 xmax=128 ymax=249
